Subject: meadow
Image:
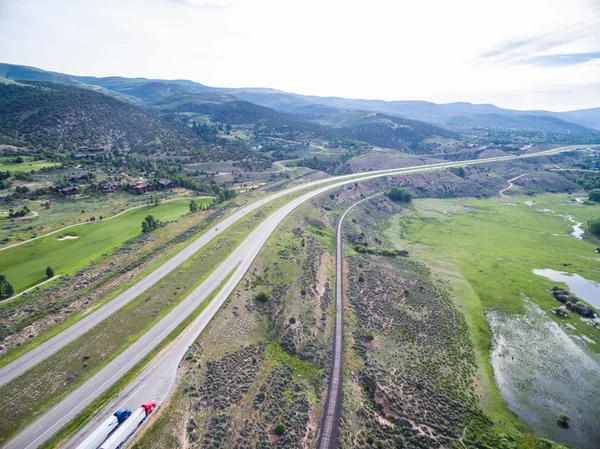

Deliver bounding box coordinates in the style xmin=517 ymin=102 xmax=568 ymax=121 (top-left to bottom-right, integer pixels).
xmin=0 ymin=157 xmax=59 ymax=172
xmin=0 ymin=198 xmax=212 ymax=293
xmin=385 ymin=194 xmax=600 ymax=447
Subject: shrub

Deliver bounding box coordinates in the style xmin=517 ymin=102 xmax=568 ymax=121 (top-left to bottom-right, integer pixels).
xmin=274 ymin=423 xmax=285 ymax=435
xmin=254 ymin=291 xmax=270 ymax=303
xmin=385 ymin=187 xmax=413 ymax=203
xmin=46 ymin=266 xmax=54 ymax=278
xmin=142 ymin=214 xmax=159 ymax=233
xmin=366 ymin=332 xmax=375 ymax=341
xmin=588 ymin=189 xmax=600 ymax=202
xmin=288 ymin=317 xmax=296 ymax=324
xmin=0 ymin=273 xmax=14 ymax=298
xmin=556 ymin=413 xmax=570 ymax=429
xmin=587 ymin=216 xmax=600 ymax=236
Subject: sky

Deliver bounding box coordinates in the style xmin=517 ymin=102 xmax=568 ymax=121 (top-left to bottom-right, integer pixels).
xmin=0 ymin=0 xmax=599 ymax=111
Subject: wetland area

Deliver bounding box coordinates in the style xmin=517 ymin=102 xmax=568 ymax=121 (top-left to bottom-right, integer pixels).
xmin=386 ymin=194 xmax=600 ymax=449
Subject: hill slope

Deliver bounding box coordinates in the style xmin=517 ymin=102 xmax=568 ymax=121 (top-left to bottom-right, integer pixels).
xmin=446 ymin=113 xmax=599 ymax=134
xmin=0 ymin=81 xmax=196 ymax=151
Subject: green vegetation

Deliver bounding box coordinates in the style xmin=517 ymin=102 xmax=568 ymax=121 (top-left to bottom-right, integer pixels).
xmin=141 ymin=214 xmax=160 ymax=233
xmin=587 ymin=215 xmax=600 ymax=236
xmin=0 ymin=273 xmax=14 ymax=299
xmin=384 ymin=195 xmax=600 ymax=447
xmin=588 ymin=189 xmax=600 ymax=202
xmin=254 ymin=291 xmax=270 ymax=303
xmin=189 ymin=199 xmax=198 ymax=212
xmin=385 ymin=186 xmax=413 ymax=203
xmin=0 ymin=157 xmax=59 ymax=173
xmin=0 ymin=81 xmax=196 ymax=151
xmin=556 ymin=413 xmax=570 ymax=429
xmin=45 ymin=266 xmax=54 ymax=278
xmin=0 ymin=198 xmax=209 ymax=293
xmin=0 ymin=183 xmax=341 ymax=443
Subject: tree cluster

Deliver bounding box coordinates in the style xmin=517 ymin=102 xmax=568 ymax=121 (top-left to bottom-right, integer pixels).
xmin=141 ymin=214 xmax=160 ymax=233
xmin=385 ymin=187 xmax=413 ymax=203
xmin=587 ymin=216 xmax=600 ymax=236
xmin=0 ymin=273 xmax=14 ymax=299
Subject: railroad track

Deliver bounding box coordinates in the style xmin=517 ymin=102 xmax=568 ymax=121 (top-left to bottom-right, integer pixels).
xmin=317 ymin=193 xmax=382 ymax=449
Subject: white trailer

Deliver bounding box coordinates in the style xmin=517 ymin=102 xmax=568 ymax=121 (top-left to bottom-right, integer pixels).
xmin=100 ymin=402 xmax=155 ymax=449
xmin=74 ymin=415 xmax=119 ymax=449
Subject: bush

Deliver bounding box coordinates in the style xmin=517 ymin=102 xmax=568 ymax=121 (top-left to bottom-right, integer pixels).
xmin=274 ymin=423 xmax=285 ymax=435
xmin=46 ymin=266 xmax=54 ymax=278
xmin=588 ymin=189 xmax=600 ymax=202
xmin=0 ymin=273 xmax=14 ymax=299
xmin=288 ymin=317 xmax=296 ymax=324
xmin=385 ymin=187 xmax=413 ymax=203
xmin=587 ymin=216 xmax=600 ymax=236
xmin=254 ymin=291 xmax=269 ymax=303
xmin=141 ymin=214 xmax=159 ymax=233
xmin=366 ymin=332 xmax=375 ymax=341
xmin=556 ymin=413 xmax=570 ymax=429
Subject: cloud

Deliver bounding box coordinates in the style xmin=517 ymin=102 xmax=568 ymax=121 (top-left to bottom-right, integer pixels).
xmin=526 ymin=53 xmax=600 ymax=67
xmin=481 ymin=16 xmax=600 ymax=68
xmin=163 ymin=0 xmax=226 ymax=8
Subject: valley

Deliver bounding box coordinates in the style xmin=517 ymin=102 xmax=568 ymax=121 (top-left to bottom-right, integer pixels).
xmin=0 ymin=60 xmax=599 ymax=449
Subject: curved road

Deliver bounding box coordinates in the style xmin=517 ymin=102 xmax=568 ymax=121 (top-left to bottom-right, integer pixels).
xmin=0 ymin=146 xmax=587 ymax=449
xmin=317 ymin=193 xmax=381 ymax=449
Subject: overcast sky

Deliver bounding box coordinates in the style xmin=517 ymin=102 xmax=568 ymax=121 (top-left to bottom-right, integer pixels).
xmin=1 ymin=0 xmax=599 ymax=111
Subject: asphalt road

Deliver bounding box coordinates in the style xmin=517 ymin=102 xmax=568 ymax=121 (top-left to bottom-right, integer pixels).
xmin=0 ymin=158 xmax=453 ymax=387
xmin=317 ymin=193 xmax=381 ymax=449
xmin=1 ymin=145 xmax=587 ymax=449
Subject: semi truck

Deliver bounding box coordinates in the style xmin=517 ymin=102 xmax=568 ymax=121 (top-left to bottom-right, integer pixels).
xmin=100 ymin=401 xmax=157 ymax=449
xmin=74 ymin=409 xmax=131 ymax=449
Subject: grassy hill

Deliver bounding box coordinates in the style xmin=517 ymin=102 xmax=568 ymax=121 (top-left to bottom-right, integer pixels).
xmin=0 ymin=81 xmax=197 ymax=151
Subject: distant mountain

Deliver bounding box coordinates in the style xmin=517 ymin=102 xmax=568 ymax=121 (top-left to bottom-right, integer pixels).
xmin=0 ymin=66 xmax=459 ymax=154
xmin=446 ymin=113 xmax=598 ymax=134
xmin=2 ymin=62 xmax=599 ymax=133
xmin=234 ymin=91 xmax=600 ymax=132
xmin=0 ymin=81 xmax=197 ymax=151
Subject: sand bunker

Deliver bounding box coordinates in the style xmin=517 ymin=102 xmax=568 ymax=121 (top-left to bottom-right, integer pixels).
xmin=57 ymin=234 xmax=78 ymax=240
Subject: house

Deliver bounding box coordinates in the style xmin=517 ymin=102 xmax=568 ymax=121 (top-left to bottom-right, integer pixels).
xmin=68 ymin=172 xmax=89 ymax=184
xmin=127 ymin=181 xmax=155 ymax=194
xmin=73 ymin=153 xmax=96 ymax=160
xmin=92 ymin=182 xmax=120 ymax=193
xmin=50 ymin=185 xmax=81 ymax=196
xmin=157 ymin=178 xmax=173 ymax=189
xmin=101 ymin=182 xmax=120 ymax=193
xmin=81 ymin=146 xmax=104 ymax=153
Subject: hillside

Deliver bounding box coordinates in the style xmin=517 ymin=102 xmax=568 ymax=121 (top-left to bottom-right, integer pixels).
xmin=0 ymin=81 xmax=197 ymax=151
xmin=4 ymin=63 xmax=598 ymax=133
xmin=446 ymin=113 xmax=599 ymax=134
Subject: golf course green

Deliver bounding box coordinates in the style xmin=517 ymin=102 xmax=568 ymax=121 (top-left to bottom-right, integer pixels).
xmin=0 ymin=198 xmax=212 ymax=293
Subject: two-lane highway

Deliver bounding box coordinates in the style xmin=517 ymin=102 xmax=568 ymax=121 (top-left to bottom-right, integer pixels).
xmin=1 ymin=145 xmax=589 ymax=448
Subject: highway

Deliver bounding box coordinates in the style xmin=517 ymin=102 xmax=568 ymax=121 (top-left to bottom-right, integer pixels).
xmin=0 ymin=145 xmax=587 ymax=449
xmin=0 ymin=157 xmax=464 ymax=388
xmin=317 ymin=193 xmax=381 ymax=449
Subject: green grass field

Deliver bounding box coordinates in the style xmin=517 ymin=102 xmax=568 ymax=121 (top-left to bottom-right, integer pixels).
xmin=0 ymin=198 xmax=211 ymax=293
xmin=0 ymin=157 xmax=59 ymax=172
xmin=385 ymin=194 xmax=600 ymax=426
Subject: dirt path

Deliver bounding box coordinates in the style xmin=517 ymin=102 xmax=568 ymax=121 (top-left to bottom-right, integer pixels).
xmin=499 ymin=173 xmax=529 ymax=198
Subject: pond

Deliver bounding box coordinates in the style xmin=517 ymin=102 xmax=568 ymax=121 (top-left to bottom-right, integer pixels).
xmin=533 ymin=269 xmax=600 ymax=308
